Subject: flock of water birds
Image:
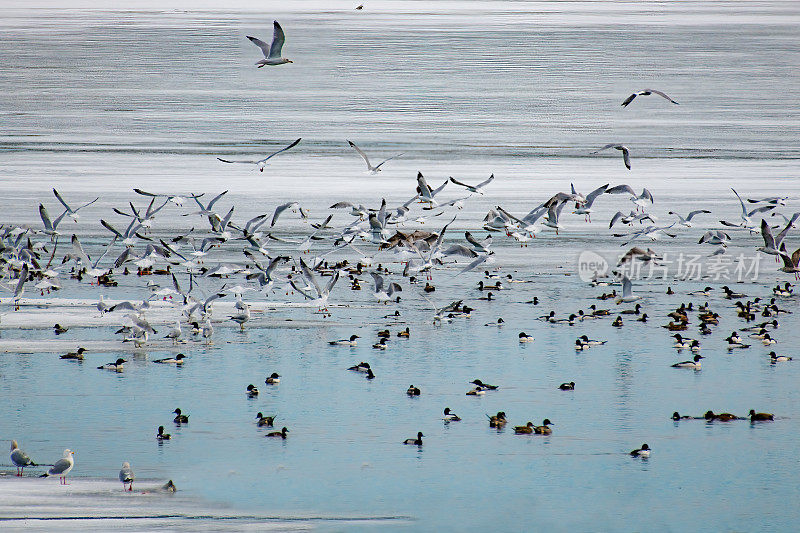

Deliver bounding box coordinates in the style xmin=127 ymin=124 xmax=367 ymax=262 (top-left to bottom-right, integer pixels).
xmin=4 ymin=16 xmax=799 ymax=496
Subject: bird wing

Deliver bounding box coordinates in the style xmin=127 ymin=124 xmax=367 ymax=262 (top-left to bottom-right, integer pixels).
xmin=246 ymin=35 xmax=272 ymax=59
xmin=39 ymin=204 xmax=54 ymax=232
xmin=347 ymin=140 xmax=372 ymax=168
xmin=775 ymin=213 xmax=800 ymax=246
xmin=217 ymin=157 xmax=260 ymax=164
xmin=14 ymin=263 xmax=28 ymax=298
xmin=268 ymin=21 xmax=286 ymax=58
xmin=640 ymin=188 xmax=653 ymax=203
xmin=417 ymin=172 xmax=432 ymax=196
xmin=256 ymin=138 xmax=301 ymax=164
xmin=606 ymin=184 xmax=636 ymax=196
xmin=374 ymin=153 xmax=403 ymax=169
xmin=271 ymin=202 xmax=298 ymax=227
xmin=620 ymin=93 xmax=637 ymax=107
xmin=448 ymin=177 xmax=473 ymax=189
xmin=49 ymin=458 xmax=71 ymax=475
xmin=584 ymin=183 xmax=609 ymax=207
xmin=760 ymin=219 xmax=776 ymax=249
xmin=621 ymin=275 xmax=633 ymax=297
xmin=370 ymin=272 xmax=384 ymax=292
xmin=620 ymin=147 xmax=631 ymax=169
xmin=685 ymin=209 xmax=711 ymax=221
xmin=747 ymin=205 xmax=776 ymax=217
xmin=459 ymin=254 xmax=489 ymax=275
xmin=647 ymin=89 xmax=679 ymax=104
xmin=52 ymin=189 xmax=73 ymax=212
xmin=731 ymin=188 xmax=748 ymax=219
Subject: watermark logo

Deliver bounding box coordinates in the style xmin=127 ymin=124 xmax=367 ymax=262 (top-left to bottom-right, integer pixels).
xmin=578 ymin=250 xmax=609 ymax=282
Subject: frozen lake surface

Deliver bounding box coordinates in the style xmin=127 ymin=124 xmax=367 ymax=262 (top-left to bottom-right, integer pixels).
xmin=1 ymin=1 xmax=800 ymax=531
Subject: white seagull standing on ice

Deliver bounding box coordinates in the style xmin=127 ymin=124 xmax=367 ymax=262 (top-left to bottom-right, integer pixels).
xmin=347 ymin=140 xmax=403 ymax=173
xmin=41 ymin=449 xmax=74 ymax=485
xmin=217 ymin=138 xmax=301 ymax=172
xmin=119 ymin=462 xmax=135 ymax=491
xmin=247 ymin=21 xmax=292 ymax=66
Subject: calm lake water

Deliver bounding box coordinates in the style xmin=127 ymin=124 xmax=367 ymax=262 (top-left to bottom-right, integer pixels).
xmin=1 ymin=1 xmax=800 ymax=531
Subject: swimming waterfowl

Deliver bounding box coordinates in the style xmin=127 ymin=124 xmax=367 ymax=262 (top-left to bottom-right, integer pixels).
xmin=265 ymin=372 xmax=281 ymax=384
xmin=749 ymin=329 xmax=768 ymax=339
xmin=423 ymin=283 xmax=436 ymax=293
xmin=246 ymin=384 xmax=259 ymax=397
xmin=485 ymin=318 xmax=504 ymax=326
xmin=519 ymin=332 xmax=534 ymax=343
xmin=53 ymin=323 xmax=68 ymax=334
xmin=478 ymin=281 xmax=502 ymax=291
xmin=672 ymin=334 xmax=693 ymax=349
xmin=443 ymin=408 xmax=461 ymax=422
xmin=466 ymin=386 xmax=486 ymax=396
xmin=620 ymin=304 xmax=642 ymax=315
xmin=348 ymin=362 xmax=371 ymax=372
xmin=769 ymin=351 xmax=792 ymax=363
xmin=725 ymin=332 xmax=742 ymax=344
xmin=119 ymin=462 xmax=134 ymax=491
xmin=761 ymin=334 xmax=777 ymax=345
xmin=533 ymin=419 xmax=553 ymax=435
xmin=157 ymin=426 xmax=171 ymax=440
xmin=173 ymin=408 xmax=189 ymax=423
xmin=666 ymin=287 xmax=674 ymax=295
xmin=727 ymin=339 xmax=751 ymax=350
xmin=60 ymin=347 xmax=86 ymax=360
xmin=588 ymin=304 xmax=610 ymax=317
xmin=630 ymin=443 xmax=650 ymax=458
xmin=689 ymin=340 xmax=701 ymax=352
xmin=266 ymin=427 xmax=289 ymax=439
xmin=478 ymin=291 xmax=494 ymax=301
xmin=256 ymin=412 xmax=275 ymax=427
xmin=636 ymin=313 xmax=648 ymax=322
xmin=365 ymin=368 xmax=376 ymax=379
xmin=579 ymin=335 xmax=606 ymax=346
xmin=10 ymin=440 xmax=36 ymax=476
xmin=688 ymin=286 xmax=714 ymax=296
xmin=748 ymin=410 xmax=774 ymax=421
xmin=721 ymin=286 xmax=746 ymax=299
xmin=488 ymin=411 xmax=507 ymax=428
xmin=559 ymin=382 xmax=575 ymax=390
xmin=612 ymin=316 xmax=623 ymax=327
xmin=153 ymin=354 xmax=185 ymax=364
xmin=403 ymin=432 xmax=423 ymax=445
xmin=377 ymin=330 xmax=391 ymax=338
xmin=329 ymin=335 xmax=359 ymax=346
xmin=397 ymin=327 xmax=410 ymax=338
xmin=514 ymin=422 xmax=534 ymax=434
xmin=663 ymin=321 xmax=688 ymax=331
xmin=372 ymin=338 xmax=388 ymax=349
xmin=97 ymin=358 xmax=126 ymax=371
xmin=407 ymin=385 xmax=421 ymax=396
xmin=698 ymin=323 xmax=712 ymax=335
xmin=575 ymin=339 xmax=590 ymax=350
xmin=471 ymin=379 xmax=498 ymax=390
xmin=672 ymin=412 xmax=693 ymax=420
xmin=704 ymin=411 xmax=739 ymax=421
xmin=671 ymin=355 xmax=703 ymax=369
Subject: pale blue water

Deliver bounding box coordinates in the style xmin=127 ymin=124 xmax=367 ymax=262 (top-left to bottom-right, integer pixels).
xmin=2 ymin=2 xmax=800 ymax=531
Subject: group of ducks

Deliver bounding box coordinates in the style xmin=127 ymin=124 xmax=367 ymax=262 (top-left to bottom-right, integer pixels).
xmin=672 ymin=410 xmax=775 ymax=422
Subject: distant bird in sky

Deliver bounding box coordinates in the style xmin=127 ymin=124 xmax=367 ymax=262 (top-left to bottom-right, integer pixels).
xmin=247 ymin=21 xmax=292 ymax=66
xmin=217 ymin=138 xmax=301 ymax=172
xmin=621 ymin=89 xmax=679 ymax=107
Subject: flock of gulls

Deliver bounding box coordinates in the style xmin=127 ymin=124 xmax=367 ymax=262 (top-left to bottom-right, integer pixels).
xmin=4 ymin=18 xmax=798 ymax=497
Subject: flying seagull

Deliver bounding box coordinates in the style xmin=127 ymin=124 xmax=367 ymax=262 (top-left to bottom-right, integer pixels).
xmin=217 ymin=138 xmax=301 ymax=172
xmin=621 ymin=89 xmax=679 ymax=107
xmin=448 ymin=174 xmax=495 ymax=195
xmin=591 ymin=144 xmax=631 ymax=170
xmin=347 ymin=140 xmax=403 ymax=173
xmin=247 ymin=21 xmax=292 ymax=66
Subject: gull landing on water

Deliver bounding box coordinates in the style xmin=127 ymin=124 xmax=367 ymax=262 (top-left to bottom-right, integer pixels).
xmin=347 ymin=140 xmax=403 ymax=173
xmin=621 ymin=89 xmax=679 ymax=107
xmin=247 ymin=21 xmax=292 ymax=66
xmin=217 ymin=138 xmax=301 ymax=172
